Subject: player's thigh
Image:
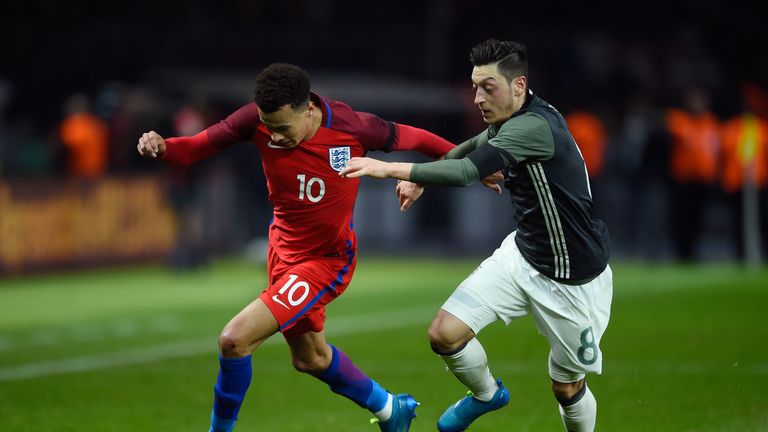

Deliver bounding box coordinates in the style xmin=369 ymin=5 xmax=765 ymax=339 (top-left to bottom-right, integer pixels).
xmin=220 ymin=297 xmax=279 ymax=350
xmin=527 ymin=265 xmax=613 ymax=381
xmin=442 ymin=238 xmax=528 ymax=335
xmin=260 ymin=257 xmax=354 ymax=337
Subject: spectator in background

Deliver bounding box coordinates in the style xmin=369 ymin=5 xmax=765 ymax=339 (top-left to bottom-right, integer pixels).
xmin=167 ymin=103 xmax=209 ymax=269
xmin=58 ymin=93 xmax=109 ymax=178
xmin=566 ymin=109 xmax=609 ymax=226
xmin=665 ymin=87 xmax=720 ymax=261
xmin=617 ymin=93 xmax=670 ymax=259
xmin=8 ymin=116 xmax=52 ymax=176
xmin=567 ymin=110 xmax=606 ymax=179
xmin=720 ymin=83 xmax=768 ymax=261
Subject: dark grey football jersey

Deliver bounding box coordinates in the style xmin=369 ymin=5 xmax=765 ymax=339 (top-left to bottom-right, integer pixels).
xmin=486 ymin=91 xmax=610 ymax=283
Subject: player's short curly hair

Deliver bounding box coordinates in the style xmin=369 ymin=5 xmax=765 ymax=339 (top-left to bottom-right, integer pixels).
xmin=469 ymin=39 xmax=528 ymax=83
xmin=254 ymin=63 xmax=311 ymax=113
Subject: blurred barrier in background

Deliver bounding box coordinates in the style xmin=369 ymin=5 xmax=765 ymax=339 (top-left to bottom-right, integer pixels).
xmin=0 ymin=176 xmax=175 ymax=274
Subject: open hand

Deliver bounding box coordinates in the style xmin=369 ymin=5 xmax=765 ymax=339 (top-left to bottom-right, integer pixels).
xmin=340 ymin=157 xmax=391 ymax=179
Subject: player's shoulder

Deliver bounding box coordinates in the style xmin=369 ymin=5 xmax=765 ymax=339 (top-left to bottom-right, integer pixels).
xmin=225 ymin=102 xmax=261 ymax=127
xmin=318 ymin=95 xmax=374 ymax=138
xmin=207 ymin=102 xmax=261 ymax=143
xmin=314 ymin=93 xmax=393 ymax=150
xmin=502 ymin=111 xmax=549 ymax=134
xmin=322 ymin=96 xmax=361 ymax=129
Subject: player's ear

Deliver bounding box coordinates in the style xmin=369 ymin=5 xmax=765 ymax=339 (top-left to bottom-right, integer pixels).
xmin=514 ymin=76 xmax=526 ymax=97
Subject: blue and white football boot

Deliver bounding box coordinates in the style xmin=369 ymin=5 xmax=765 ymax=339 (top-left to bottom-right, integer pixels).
xmin=437 ymin=379 xmax=510 ymax=432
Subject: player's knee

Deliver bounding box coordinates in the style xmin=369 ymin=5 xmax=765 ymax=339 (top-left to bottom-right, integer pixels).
xmin=428 ymin=310 xmax=475 ymax=354
xmin=428 ymin=320 xmax=462 ymax=353
xmin=218 ymin=330 xmax=250 ymax=358
xmin=552 ymin=379 xmax=584 ymax=403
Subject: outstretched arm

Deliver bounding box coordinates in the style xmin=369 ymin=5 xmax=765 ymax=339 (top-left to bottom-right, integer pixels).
xmin=341 ymin=143 xmax=511 ymax=186
xmin=137 ymin=103 xmax=260 ymax=165
xmin=391 ymin=126 xmax=502 ymax=208
xmin=392 ymin=124 xmax=455 ymax=157
xmin=340 ymin=157 xmax=479 ymax=186
xmin=341 ymin=159 xmax=415 ymax=180
xmin=137 ymin=130 xmax=219 ymax=165
xmin=386 ymin=124 xmax=452 ymax=210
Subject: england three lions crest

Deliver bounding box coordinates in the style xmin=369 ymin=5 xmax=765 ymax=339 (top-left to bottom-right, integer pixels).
xmin=329 ymin=146 xmax=351 ymax=172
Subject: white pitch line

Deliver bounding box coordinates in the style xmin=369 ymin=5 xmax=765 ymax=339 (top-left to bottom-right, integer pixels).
xmin=0 ymin=306 xmax=437 ymax=383
xmin=3 ymin=305 xmax=767 ymax=382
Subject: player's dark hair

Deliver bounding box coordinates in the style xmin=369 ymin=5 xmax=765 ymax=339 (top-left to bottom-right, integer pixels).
xmin=254 ymin=63 xmax=311 ymax=113
xmin=469 ymin=39 xmax=528 ymax=83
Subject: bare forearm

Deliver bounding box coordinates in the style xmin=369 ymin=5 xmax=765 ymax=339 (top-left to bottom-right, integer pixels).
xmin=383 ymin=162 xmax=415 ymax=180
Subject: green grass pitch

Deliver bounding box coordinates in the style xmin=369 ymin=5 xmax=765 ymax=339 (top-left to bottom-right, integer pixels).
xmin=0 ymin=258 xmax=766 ymax=431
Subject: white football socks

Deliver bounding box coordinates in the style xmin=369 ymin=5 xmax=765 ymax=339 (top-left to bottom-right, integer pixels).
xmin=558 ymin=384 xmax=597 ymax=432
xmin=441 ymin=338 xmax=498 ymax=401
xmin=373 ymin=393 xmax=394 ymax=422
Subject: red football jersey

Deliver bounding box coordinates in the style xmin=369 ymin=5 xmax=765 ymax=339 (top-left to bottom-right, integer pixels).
xmin=163 ymin=93 xmax=454 ymax=262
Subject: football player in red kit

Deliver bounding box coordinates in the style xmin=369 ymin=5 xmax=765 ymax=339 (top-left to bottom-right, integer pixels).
xmin=137 ymin=63 xmax=455 ymax=432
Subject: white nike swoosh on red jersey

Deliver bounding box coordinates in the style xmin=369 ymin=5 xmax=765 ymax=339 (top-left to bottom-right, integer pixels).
xmin=271 ymin=295 xmax=290 ymax=309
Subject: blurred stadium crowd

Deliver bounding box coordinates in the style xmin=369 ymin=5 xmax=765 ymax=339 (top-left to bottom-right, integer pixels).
xmin=0 ymin=1 xmax=766 ymax=272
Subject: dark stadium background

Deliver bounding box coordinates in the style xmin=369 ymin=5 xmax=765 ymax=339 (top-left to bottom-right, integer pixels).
xmin=0 ymin=2 xmax=767 ymax=432
xmin=2 ymin=1 xmax=765 ymax=270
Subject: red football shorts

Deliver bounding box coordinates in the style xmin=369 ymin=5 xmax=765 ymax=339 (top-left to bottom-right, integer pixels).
xmin=259 ymin=244 xmax=356 ymax=339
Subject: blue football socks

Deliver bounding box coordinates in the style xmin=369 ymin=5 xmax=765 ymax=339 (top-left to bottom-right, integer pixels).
xmin=210 ymin=355 xmax=252 ymax=432
xmin=318 ymin=344 xmax=389 ymax=412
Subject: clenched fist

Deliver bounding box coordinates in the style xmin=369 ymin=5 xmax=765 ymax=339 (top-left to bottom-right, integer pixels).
xmin=137 ymin=131 xmax=166 ymax=158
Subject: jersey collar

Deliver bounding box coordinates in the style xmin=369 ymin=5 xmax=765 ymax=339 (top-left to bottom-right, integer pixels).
xmin=310 ymin=92 xmax=332 ymax=129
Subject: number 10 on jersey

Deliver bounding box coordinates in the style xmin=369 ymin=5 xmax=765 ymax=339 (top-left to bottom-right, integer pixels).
xmin=297 ymin=174 xmax=325 ymax=202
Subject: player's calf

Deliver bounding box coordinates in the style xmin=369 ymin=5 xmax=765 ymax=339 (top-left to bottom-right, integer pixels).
xmin=317 ymin=345 xmax=418 ymax=429
xmin=554 ymin=380 xmax=597 ymax=432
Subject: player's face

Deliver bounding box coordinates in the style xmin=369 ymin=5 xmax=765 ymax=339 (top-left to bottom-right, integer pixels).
xmin=471 ymin=63 xmax=524 ymax=125
xmin=259 ymin=102 xmax=315 ymax=148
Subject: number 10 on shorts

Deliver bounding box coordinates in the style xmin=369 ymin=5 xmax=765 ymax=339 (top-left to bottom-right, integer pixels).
xmin=272 ymin=274 xmax=310 ymax=309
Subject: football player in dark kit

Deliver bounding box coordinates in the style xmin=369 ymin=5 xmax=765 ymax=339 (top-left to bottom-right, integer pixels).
xmin=341 ymin=39 xmax=613 ymax=432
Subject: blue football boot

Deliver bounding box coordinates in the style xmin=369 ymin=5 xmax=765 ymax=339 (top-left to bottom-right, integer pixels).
xmin=371 ymin=393 xmax=420 ymax=432
xmin=437 ymin=379 xmax=510 ymax=432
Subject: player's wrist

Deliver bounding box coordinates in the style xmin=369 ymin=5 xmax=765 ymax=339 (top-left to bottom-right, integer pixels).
xmin=392 ymin=162 xmax=413 ymax=180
